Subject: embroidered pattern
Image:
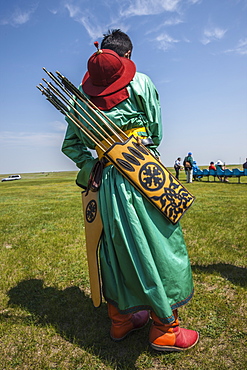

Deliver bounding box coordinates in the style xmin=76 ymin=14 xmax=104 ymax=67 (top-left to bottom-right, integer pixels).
xmin=105 ymin=136 xmax=195 ymax=224
xmin=86 ymin=199 xmax=97 ymax=223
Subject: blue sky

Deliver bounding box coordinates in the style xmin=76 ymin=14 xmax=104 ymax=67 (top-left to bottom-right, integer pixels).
xmin=0 ymin=0 xmax=246 ymax=174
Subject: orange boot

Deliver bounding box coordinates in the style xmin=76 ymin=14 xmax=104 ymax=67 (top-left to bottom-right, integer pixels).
xmin=149 ymin=310 xmax=199 ymax=352
xmin=107 ymin=303 xmax=150 ymax=341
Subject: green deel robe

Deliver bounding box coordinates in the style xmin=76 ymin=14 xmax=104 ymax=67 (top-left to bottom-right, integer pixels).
xmin=62 ymin=72 xmax=194 ymax=323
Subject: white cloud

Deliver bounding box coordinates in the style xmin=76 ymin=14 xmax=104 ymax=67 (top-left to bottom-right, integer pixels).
xmin=0 ymin=4 xmax=37 ymax=27
xmin=120 ymin=0 xmax=182 ymax=17
xmin=51 ymin=120 xmax=68 ymax=132
xmin=236 ymin=38 xmax=247 ymax=55
xmin=49 ymin=8 xmax=59 ymax=15
xmin=62 ymin=0 xmax=202 ymax=41
xmin=145 ymin=16 xmax=183 ymax=36
xmin=155 ymin=32 xmax=179 ymax=51
xmin=183 ymin=37 xmax=191 ymax=43
xmin=12 ymin=11 xmax=30 ymax=25
xmin=201 ymin=27 xmax=227 ymax=45
xmin=78 ymin=16 xmax=108 ymax=40
xmin=188 ymin=0 xmax=201 ymax=4
xmin=164 ymin=17 xmax=183 ymax=26
xmin=64 ymin=3 xmax=81 ymax=18
xmin=0 ymin=127 xmax=65 ymax=148
xmin=224 ymin=38 xmax=247 ymax=55
xmin=64 ymin=3 xmax=108 ymax=39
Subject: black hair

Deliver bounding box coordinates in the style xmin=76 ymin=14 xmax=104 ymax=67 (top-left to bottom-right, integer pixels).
xmin=100 ymin=29 xmax=133 ymax=57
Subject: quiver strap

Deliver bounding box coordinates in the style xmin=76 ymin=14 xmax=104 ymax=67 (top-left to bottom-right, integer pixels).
xmin=86 ymin=157 xmax=108 ymax=193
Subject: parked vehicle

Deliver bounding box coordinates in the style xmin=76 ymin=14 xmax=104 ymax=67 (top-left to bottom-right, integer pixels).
xmin=1 ymin=174 xmax=22 ymax=182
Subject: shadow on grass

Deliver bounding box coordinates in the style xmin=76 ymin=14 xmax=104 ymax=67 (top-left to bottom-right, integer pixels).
xmin=192 ymin=263 xmax=247 ymax=287
xmin=7 ymin=279 xmax=154 ymax=369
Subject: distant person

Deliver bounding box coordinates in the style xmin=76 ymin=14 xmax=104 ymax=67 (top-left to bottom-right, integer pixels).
xmin=209 ymin=161 xmax=216 ymax=171
xmin=215 ymin=160 xmax=228 ymax=182
xmin=183 ymin=152 xmax=193 ymax=183
xmin=192 ymin=161 xmax=202 ymax=180
xmin=243 ymin=158 xmax=247 ymax=170
xmin=174 ymin=157 xmax=183 ymax=179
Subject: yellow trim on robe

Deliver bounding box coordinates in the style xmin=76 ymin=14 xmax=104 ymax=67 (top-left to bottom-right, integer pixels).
xmin=95 ymin=127 xmax=147 ymax=164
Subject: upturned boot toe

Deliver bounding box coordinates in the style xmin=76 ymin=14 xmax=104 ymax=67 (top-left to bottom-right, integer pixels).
xmin=149 ymin=311 xmax=199 ymax=352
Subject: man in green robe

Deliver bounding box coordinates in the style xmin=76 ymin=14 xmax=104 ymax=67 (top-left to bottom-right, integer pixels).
xmin=62 ymin=29 xmax=199 ymax=352
xmin=183 ymin=152 xmax=194 ymax=183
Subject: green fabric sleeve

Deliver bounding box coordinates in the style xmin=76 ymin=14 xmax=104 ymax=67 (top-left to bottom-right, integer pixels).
xmin=130 ymin=73 xmax=162 ymax=147
xmin=61 ymin=121 xmax=97 ymax=188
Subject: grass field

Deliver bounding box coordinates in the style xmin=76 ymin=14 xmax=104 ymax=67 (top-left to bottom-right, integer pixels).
xmin=0 ymin=168 xmax=246 ymax=370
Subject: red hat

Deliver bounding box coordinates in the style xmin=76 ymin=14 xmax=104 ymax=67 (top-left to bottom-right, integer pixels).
xmin=82 ymin=48 xmax=136 ymax=97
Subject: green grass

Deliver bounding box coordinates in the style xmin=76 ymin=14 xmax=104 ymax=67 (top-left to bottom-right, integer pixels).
xmin=0 ymin=169 xmax=246 ymax=370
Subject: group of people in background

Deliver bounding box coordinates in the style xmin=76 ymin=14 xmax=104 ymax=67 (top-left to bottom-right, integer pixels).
xmin=174 ymin=155 xmax=247 ymax=183
xmin=208 ymin=160 xmax=229 ymax=182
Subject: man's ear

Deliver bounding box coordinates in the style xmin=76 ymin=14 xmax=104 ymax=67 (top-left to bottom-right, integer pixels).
xmin=124 ymin=50 xmax=131 ymax=59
